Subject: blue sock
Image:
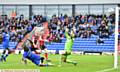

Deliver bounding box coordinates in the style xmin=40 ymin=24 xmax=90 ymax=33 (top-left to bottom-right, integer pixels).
xmin=5 ymin=54 xmax=8 ymax=57
xmin=3 ymin=54 xmax=8 ymax=61
xmin=0 ymin=56 xmax=3 ymax=61
xmin=1 ymin=54 xmax=4 ymax=59
xmin=0 ymin=54 xmax=4 ymax=61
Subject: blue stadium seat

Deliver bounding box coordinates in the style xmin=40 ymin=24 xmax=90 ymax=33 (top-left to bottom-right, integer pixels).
xmin=46 ymin=35 xmax=115 ymax=52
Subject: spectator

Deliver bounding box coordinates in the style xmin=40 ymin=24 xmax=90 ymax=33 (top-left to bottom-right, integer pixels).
xmin=96 ymin=37 xmax=104 ymax=44
xmin=82 ymin=30 xmax=88 ymax=38
xmin=0 ymin=13 xmax=115 ymax=46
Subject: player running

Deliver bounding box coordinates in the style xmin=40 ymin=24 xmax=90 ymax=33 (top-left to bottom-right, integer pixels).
xmin=60 ymin=28 xmax=77 ymax=66
xmin=0 ymin=31 xmax=10 ymax=62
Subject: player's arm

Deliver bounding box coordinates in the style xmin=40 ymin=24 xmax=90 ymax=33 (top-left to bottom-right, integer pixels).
xmin=71 ymin=30 xmax=75 ymax=40
xmin=65 ymin=28 xmax=70 ymax=39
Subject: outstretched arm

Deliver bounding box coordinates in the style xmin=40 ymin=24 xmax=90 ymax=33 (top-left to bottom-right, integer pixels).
xmin=65 ymin=28 xmax=70 ymax=39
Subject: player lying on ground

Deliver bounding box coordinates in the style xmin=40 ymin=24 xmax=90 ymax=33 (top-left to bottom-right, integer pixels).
xmin=22 ymin=39 xmax=53 ymax=66
xmin=60 ymin=28 xmax=77 ymax=66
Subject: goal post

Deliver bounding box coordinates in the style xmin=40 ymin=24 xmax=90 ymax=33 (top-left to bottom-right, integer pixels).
xmin=114 ymin=6 xmax=119 ymax=69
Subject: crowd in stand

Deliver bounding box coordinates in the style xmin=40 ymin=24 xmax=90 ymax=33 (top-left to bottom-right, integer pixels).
xmin=0 ymin=13 xmax=115 ymax=44
xmin=49 ymin=14 xmax=115 ymax=39
xmin=0 ymin=15 xmax=45 ymax=43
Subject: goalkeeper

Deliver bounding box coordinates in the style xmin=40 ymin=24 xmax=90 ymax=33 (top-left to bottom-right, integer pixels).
xmin=61 ymin=28 xmax=77 ymax=66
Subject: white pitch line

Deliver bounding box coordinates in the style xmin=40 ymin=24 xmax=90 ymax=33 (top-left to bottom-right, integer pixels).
xmin=96 ymin=65 xmax=120 ymax=72
xmin=96 ymin=68 xmax=115 ymax=72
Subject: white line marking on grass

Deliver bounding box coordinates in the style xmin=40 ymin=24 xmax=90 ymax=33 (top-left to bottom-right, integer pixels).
xmin=0 ymin=69 xmax=40 ymax=72
xmin=96 ymin=65 xmax=120 ymax=72
xmin=96 ymin=68 xmax=115 ymax=72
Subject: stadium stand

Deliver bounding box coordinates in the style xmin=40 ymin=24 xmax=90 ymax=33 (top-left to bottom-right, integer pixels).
xmin=46 ymin=35 xmax=114 ymax=52
xmin=0 ymin=14 xmax=115 ymax=53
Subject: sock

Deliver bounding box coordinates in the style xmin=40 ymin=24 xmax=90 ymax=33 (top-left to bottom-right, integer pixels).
xmin=44 ymin=53 xmax=48 ymax=60
xmin=22 ymin=58 xmax=27 ymax=64
xmin=3 ymin=54 xmax=8 ymax=61
xmin=61 ymin=54 xmax=67 ymax=62
xmin=0 ymin=54 xmax=4 ymax=61
xmin=5 ymin=54 xmax=8 ymax=58
xmin=1 ymin=54 xmax=4 ymax=58
xmin=40 ymin=57 xmax=44 ymax=63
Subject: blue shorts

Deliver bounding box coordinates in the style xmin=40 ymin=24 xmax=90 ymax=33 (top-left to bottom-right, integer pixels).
xmin=23 ymin=51 xmax=41 ymax=65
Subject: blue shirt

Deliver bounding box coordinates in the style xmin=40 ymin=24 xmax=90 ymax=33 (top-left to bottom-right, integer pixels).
xmin=3 ymin=33 xmax=10 ymax=42
xmin=2 ymin=33 xmax=10 ymax=48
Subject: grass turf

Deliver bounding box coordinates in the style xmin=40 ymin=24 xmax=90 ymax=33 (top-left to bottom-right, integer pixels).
xmin=0 ymin=54 xmax=120 ymax=72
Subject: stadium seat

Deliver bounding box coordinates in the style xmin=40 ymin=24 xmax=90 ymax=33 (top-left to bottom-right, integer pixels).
xmin=46 ymin=35 xmax=115 ymax=52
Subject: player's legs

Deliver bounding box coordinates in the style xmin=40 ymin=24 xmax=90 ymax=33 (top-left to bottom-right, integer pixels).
xmin=66 ymin=59 xmax=77 ymax=66
xmin=37 ymin=57 xmax=48 ymax=66
xmin=30 ymin=52 xmax=53 ymax=66
xmin=40 ymin=45 xmax=49 ymax=61
xmin=23 ymin=51 xmax=40 ymax=65
xmin=1 ymin=42 xmax=10 ymax=62
xmin=61 ymin=51 xmax=70 ymax=62
xmin=23 ymin=51 xmax=50 ymax=66
xmin=1 ymin=48 xmax=9 ymax=62
xmin=22 ymin=51 xmax=40 ymax=64
xmin=22 ymin=57 xmax=27 ymax=64
xmin=22 ymin=51 xmax=29 ymax=64
xmin=61 ymin=51 xmax=77 ymax=66
xmin=44 ymin=48 xmax=48 ymax=60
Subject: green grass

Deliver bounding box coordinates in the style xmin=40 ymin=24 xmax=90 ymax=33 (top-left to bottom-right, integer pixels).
xmin=0 ymin=54 xmax=120 ymax=72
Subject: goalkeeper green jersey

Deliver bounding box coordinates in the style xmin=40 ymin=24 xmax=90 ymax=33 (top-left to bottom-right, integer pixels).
xmin=64 ymin=31 xmax=74 ymax=52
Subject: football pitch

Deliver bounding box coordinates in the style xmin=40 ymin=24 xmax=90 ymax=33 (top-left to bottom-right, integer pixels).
xmin=0 ymin=54 xmax=120 ymax=72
